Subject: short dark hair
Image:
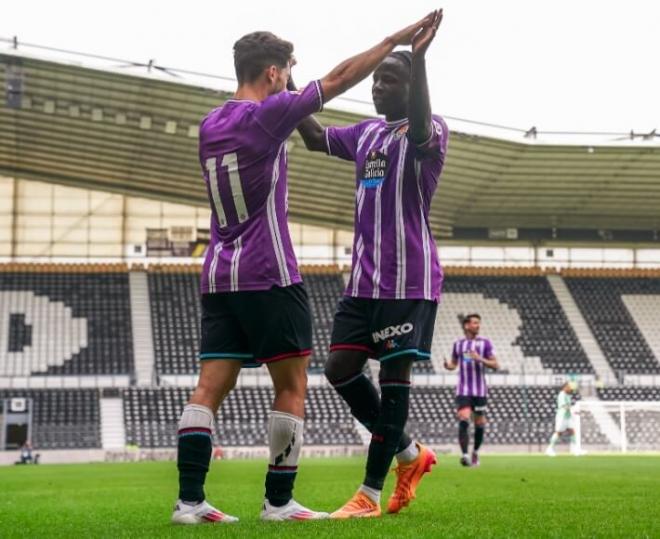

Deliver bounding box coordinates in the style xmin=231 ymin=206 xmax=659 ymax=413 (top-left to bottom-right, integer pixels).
xmin=463 ymin=313 xmax=481 ymax=326
xmin=233 ymin=31 xmax=293 ymax=85
xmin=388 ymin=50 xmax=413 ymax=72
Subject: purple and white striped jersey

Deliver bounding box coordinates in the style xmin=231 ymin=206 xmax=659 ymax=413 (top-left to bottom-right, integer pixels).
xmin=451 ymin=337 xmax=495 ymax=397
xmin=324 ymin=115 xmax=448 ymax=301
xmin=198 ymin=82 xmax=323 ymax=294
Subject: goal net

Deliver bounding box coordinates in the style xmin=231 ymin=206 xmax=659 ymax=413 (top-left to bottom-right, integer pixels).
xmin=575 ymin=400 xmax=660 ymax=453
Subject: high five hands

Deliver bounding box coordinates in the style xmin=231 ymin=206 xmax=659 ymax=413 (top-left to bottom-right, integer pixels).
xmin=412 ymin=9 xmax=443 ymax=56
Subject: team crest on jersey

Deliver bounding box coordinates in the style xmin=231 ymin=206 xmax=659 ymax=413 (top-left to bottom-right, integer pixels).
xmin=361 ymin=150 xmax=388 ymax=188
xmin=394 ymin=124 xmax=409 ymax=139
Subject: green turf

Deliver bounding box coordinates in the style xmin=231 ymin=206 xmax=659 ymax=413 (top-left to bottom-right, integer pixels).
xmin=0 ymin=455 xmax=658 ymax=538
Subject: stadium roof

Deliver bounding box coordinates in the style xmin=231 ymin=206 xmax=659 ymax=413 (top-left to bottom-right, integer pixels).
xmin=2 ymin=52 xmax=660 ymax=238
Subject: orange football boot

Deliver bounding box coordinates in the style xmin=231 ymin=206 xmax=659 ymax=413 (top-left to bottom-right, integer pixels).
xmin=387 ymin=443 xmax=437 ymax=514
xmin=330 ymin=491 xmax=381 ymax=519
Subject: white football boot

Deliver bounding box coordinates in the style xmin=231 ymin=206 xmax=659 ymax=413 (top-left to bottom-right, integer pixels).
xmin=171 ymin=499 xmax=239 ymax=524
xmin=260 ymin=499 xmax=329 ymax=521
xmin=545 ymin=447 xmax=556 ymax=457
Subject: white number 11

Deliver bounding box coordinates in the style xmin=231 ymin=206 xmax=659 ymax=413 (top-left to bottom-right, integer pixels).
xmin=205 ymin=153 xmax=249 ymax=228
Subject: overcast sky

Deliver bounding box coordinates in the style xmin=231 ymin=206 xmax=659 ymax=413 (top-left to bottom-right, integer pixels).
xmin=4 ymin=0 xmax=660 ymax=143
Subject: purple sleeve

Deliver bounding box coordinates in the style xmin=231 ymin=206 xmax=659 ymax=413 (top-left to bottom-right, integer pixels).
xmin=452 ymin=341 xmax=459 ymax=361
xmin=484 ymin=339 xmax=495 ymax=359
xmin=410 ymin=115 xmax=449 ymax=161
xmin=324 ymin=123 xmax=362 ymax=161
xmin=253 ymin=80 xmax=323 ymax=141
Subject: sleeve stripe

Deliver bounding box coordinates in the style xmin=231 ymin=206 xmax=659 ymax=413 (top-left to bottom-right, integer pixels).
xmin=313 ymin=80 xmax=324 ymax=113
xmin=417 ymin=122 xmax=439 ymax=148
xmin=325 ymin=128 xmax=332 ymax=155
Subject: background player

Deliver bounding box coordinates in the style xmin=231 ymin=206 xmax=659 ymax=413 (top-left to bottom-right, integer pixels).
xmin=444 ymin=314 xmax=499 ymax=467
xmin=292 ymin=9 xmax=446 ymax=518
xmin=171 ymin=15 xmax=436 ymax=525
xmin=546 ymin=382 xmax=584 ymax=456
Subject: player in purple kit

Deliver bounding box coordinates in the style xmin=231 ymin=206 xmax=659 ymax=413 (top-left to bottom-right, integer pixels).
xmin=444 ymin=314 xmax=499 ymax=467
xmin=293 ymin=10 xmax=445 ymax=518
xmin=171 ymin=15 xmax=437 ymax=525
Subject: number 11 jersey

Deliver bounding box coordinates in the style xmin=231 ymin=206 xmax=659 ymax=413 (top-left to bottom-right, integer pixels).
xmin=198 ymin=82 xmax=323 ymax=294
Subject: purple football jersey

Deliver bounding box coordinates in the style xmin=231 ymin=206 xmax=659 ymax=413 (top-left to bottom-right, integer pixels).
xmin=451 ymin=337 xmax=495 ymax=397
xmin=199 ymin=81 xmax=323 ymax=293
xmin=324 ymin=116 xmax=448 ymax=301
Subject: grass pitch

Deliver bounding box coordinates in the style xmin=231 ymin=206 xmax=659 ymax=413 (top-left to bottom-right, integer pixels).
xmin=1 ymin=455 xmax=658 ymax=538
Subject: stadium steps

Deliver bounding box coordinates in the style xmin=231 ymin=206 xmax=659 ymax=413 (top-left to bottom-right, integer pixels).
xmin=100 ymin=397 xmax=126 ymax=449
xmin=547 ymin=275 xmax=615 ymax=380
xmin=620 ymin=295 xmax=660 ymax=370
xmin=129 ymin=271 xmax=156 ymax=385
xmin=580 ymin=398 xmax=622 ymax=447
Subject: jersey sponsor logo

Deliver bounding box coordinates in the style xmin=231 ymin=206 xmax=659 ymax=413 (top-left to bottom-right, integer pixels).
xmin=372 ymin=322 xmax=414 ymax=343
xmin=360 ymin=150 xmax=388 ymax=188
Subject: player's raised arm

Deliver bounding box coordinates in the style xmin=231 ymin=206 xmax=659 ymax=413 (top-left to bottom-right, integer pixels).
xmin=286 ymin=74 xmax=327 ymax=152
xmin=289 ymin=11 xmax=438 ymax=153
xmin=319 ymin=12 xmax=437 ymax=103
xmin=408 ymin=9 xmax=443 ymax=144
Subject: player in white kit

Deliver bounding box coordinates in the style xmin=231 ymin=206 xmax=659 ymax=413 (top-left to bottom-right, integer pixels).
xmin=546 ymin=382 xmax=585 ymax=456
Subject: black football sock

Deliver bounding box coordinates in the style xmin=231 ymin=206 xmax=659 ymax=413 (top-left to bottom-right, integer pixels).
xmin=459 ymin=420 xmax=470 ymax=455
xmin=363 ymin=381 xmax=410 ymax=490
xmin=474 ymin=424 xmax=485 ymax=452
xmin=177 ymin=404 xmax=216 ymax=503
xmin=331 ymin=372 xmax=412 ymax=453
xmin=265 ymin=471 xmax=297 ymax=507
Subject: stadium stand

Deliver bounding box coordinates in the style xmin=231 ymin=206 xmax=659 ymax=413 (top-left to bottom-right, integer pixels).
xmin=123 ymin=386 xmax=361 ymax=448
xmin=148 ymin=269 xmax=201 ymax=375
xmin=304 ymin=386 xmax=363 ymax=445
xmin=564 ymin=277 xmax=660 ymax=374
xmin=2 ymin=263 xmax=658 ymax=453
xmin=148 ymin=266 xmax=343 ymax=375
xmin=0 ymin=389 xmax=101 ymax=449
xmin=597 ymin=387 xmax=660 ymax=401
xmin=0 ymin=264 xmax=134 ymax=375
xmin=438 ymin=275 xmax=593 ymax=374
xmin=147 ymin=266 xmax=436 ymax=375
xmin=123 ymin=383 xmax=613 ymax=449
xmin=305 ymin=269 xmax=345 ymax=372
xmin=406 ymin=386 xmax=607 ymax=446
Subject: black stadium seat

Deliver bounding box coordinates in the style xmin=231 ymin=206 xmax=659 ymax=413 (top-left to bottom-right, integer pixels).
xmin=565 ymin=278 xmax=660 ymax=374
xmin=149 ymin=273 xmax=201 ymax=375
xmin=0 ymin=272 xmax=133 ymax=375
xmin=0 ymin=389 xmax=101 ymax=449
xmin=147 ymin=268 xmax=437 ymax=375
xmin=122 ymin=386 xmax=362 ymax=448
xmin=442 ymin=276 xmax=593 ymax=374
xmin=406 ymin=386 xmax=607 ymax=445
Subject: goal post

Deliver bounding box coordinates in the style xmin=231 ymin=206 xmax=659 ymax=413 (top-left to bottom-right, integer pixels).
xmin=574 ymin=400 xmax=660 ymax=453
